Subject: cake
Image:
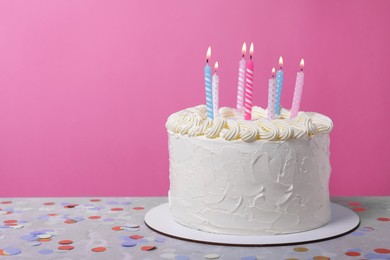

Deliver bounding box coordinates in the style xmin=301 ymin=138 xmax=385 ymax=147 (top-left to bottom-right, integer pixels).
xmin=166 ymin=105 xmax=333 ymax=235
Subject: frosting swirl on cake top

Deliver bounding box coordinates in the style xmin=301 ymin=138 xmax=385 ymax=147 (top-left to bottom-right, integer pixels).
xmin=166 ymin=105 xmax=333 ymax=142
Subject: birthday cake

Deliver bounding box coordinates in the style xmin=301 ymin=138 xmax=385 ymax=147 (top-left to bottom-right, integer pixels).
xmin=166 ymin=106 xmax=333 ymax=235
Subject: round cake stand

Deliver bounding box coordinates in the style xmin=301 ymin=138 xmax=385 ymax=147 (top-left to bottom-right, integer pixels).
xmin=144 ymin=203 xmax=360 ymax=246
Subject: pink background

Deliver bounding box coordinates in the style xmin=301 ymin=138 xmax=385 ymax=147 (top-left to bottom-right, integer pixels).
xmin=0 ymin=1 xmax=389 ymax=197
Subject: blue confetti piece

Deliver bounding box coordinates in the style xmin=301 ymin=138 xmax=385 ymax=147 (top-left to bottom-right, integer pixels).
xmin=121 ymin=241 xmax=137 ymax=247
xmin=39 ymin=249 xmax=54 ymax=255
xmin=103 ymin=218 xmax=115 ymax=222
xmin=4 ymin=247 xmax=22 ymax=256
xmin=155 ymin=237 xmax=165 ymax=243
xmin=121 ymin=201 xmax=132 ymax=205
xmin=107 ymin=201 xmax=119 ymax=205
xmin=364 ymin=253 xmax=390 ymax=259
xmin=241 ymin=256 xmax=257 ymax=260
xmin=350 ymin=231 xmax=365 ymax=236
xmin=20 ymin=235 xmax=38 ymax=241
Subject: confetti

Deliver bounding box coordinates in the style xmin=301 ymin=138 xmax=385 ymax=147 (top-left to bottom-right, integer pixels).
xmin=112 ymin=226 xmax=124 ymax=231
xmin=130 ymin=235 xmax=144 ymax=240
xmin=90 ymin=199 xmax=101 ymax=202
xmin=121 ymin=241 xmax=137 ymax=247
xmin=111 ymin=208 xmax=124 ymax=211
xmin=353 ymin=207 xmax=366 ymax=212
xmin=133 ymin=207 xmax=144 ymax=210
xmin=58 ymin=240 xmax=73 ymax=245
xmin=293 ymin=247 xmax=309 ymax=252
xmin=39 ymin=249 xmax=54 ymax=255
xmin=204 ymin=253 xmax=220 ymax=259
xmin=88 ymin=216 xmax=101 ymax=219
xmin=43 ymin=202 xmax=55 ymax=206
xmin=155 ymin=237 xmax=166 ymax=243
xmin=141 ymin=246 xmax=157 ymax=251
xmin=91 ymin=247 xmax=106 ymax=252
xmin=374 ymin=248 xmax=390 ymax=254
xmin=377 ymin=217 xmax=390 ymax=221
xmin=345 ymin=251 xmax=361 ymax=256
xmin=3 ymin=219 xmax=18 ymax=224
xmin=3 ymin=247 xmax=22 ymax=256
xmin=58 ymin=245 xmax=74 ymax=250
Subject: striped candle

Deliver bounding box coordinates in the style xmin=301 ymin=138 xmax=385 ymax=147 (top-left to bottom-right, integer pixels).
xmin=244 ymin=43 xmax=254 ymax=120
xmin=212 ymin=61 xmax=219 ymax=118
xmin=204 ymin=46 xmax=213 ymax=120
xmin=236 ymin=42 xmax=246 ymax=113
xmin=267 ymin=68 xmax=276 ymax=120
xmin=290 ymin=59 xmax=305 ymax=118
xmin=275 ymin=56 xmax=284 ymax=116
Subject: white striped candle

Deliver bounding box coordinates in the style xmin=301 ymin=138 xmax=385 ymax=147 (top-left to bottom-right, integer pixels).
xmin=204 ymin=46 xmax=213 ymax=120
xmin=244 ymin=43 xmax=254 ymax=120
xmin=236 ymin=42 xmax=246 ymax=113
xmin=267 ymin=68 xmax=276 ymax=120
xmin=290 ymin=59 xmax=305 ymax=118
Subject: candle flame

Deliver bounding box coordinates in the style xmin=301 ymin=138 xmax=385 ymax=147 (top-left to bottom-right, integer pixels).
xmin=206 ymin=46 xmax=211 ymax=62
xmin=272 ymin=67 xmax=276 ymax=77
xmin=279 ymin=56 xmax=283 ymax=68
xmin=242 ymin=42 xmax=247 ymax=56
xmin=214 ymin=61 xmax=219 ymax=71
xmin=300 ymin=58 xmax=304 ymax=70
xmin=249 ymin=42 xmax=254 ymax=56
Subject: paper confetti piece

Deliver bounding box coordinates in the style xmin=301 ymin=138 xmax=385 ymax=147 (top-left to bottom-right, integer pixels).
xmin=293 ymin=247 xmax=309 ymax=252
xmin=374 ymin=248 xmax=390 ymax=254
xmin=39 ymin=249 xmax=54 ymax=255
xmin=345 ymin=251 xmax=361 ymax=256
xmin=121 ymin=241 xmax=137 ymax=247
xmin=3 ymin=247 xmax=22 ymax=256
xmin=91 ymin=247 xmax=106 ymax=252
xmin=88 ymin=216 xmax=101 ymax=219
xmin=133 ymin=207 xmax=144 ymax=210
xmin=377 ymin=217 xmax=390 ymax=221
xmin=58 ymin=245 xmax=74 ymax=250
xmin=58 ymin=240 xmax=73 ymax=245
xmin=141 ymin=246 xmax=157 ymax=251
xmin=204 ymin=253 xmax=220 ymax=259
xmin=130 ymin=235 xmax=144 ymax=240
xmin=112 ymin=226 xmax=124 ymax=231
xmin=111 ymin=208 xmax=124 ymax=211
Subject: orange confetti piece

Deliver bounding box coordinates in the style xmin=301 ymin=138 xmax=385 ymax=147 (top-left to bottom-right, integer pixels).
xmin=378 ymin=217 xmax=390 ymax=221
xmin=64 ymin=219 xmax=77 ymax=224
xmin=112 ymin=226 xmax=124 ymax=231
xmin=141 ymin=246 xmax=156 ymax=251
xmin=58 ymin=240 xmax=73 ymax=245
xmin=375 ymin=248 xmax=390 ymax=254
xmin=352 ymin=207 xmax=366 ymax=212
xmin=91 ymin=247 xmax=106 ymax=252
xmin=345 ymin=251 xmax=361 ymax=256
xmin=64 ymin=204 xmax=78 ymax=208
xmin=44 ymin=202 xmax=55 ymax=206
xmin=88 ymin=216 xmax=101 ymax=219
xmin=48 ymin=214 xmax=58 ymax=217
xmin=133 ymin=207 xmax=144 ymax=210
xmin=111 ymin=208 xmax=123 ymax=211
xmin=3 ymin=220 xmax=17 ymax=224
xmin=39 ymin=238 xmax=52 ymax=242
xmin=58 ymin=245 xmax=74 ymax=250
xmin=130 ymin=235 xmax=144 ymax=240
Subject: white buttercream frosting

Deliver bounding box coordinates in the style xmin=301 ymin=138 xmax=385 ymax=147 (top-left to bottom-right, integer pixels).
xmin=166 ymin=105 xmax=334 ymax=235
xmin=166 ymin=105 xmax=333 ymax=141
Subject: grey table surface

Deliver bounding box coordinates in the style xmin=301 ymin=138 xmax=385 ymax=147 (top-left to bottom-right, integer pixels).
xmin=0 ymin=197 xmax=389 ymax=259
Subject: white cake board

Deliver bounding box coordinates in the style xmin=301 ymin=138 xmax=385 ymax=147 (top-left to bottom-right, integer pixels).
xmin=144 ymin=203 xmax=360 ymax=246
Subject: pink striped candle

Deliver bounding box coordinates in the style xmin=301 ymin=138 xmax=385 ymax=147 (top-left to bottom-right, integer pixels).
xmin=212 ymin=61 xmax=219 ymax=118
xmin=236 ymin=42 xmax=246 ymax=113
xmin=267 ymin=68 xmax=276 ymax=119
xmin=244 ymin=43 xmax=254 ymax=120
xmin=290 ymin=59 xmax=305 ymax=118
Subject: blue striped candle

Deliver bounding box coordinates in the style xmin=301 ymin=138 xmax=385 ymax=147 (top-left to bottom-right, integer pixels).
xmin=275 ymin=56 xmax=284 ymax=116
xmin=204 ymin=47 xmax=213 ymax=120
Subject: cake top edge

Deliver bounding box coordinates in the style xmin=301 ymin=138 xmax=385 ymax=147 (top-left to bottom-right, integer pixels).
xmin=166 ymin=105 xmax=333 ymax=142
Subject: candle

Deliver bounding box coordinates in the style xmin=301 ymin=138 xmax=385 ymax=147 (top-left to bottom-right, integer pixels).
xmin=236 ymin=42 xmax=246 ymax=113
xmin=275 ymin=56 xmax=284 ymax=116
xmin=212 ymin=61 xmax=219 ymax=119
xmin=204 ymin=46 xmax=213 ymax=120
xmin=290 ymin=59 xmax=305 ymax=119
xmin=267 ymin=68 xmax=276 ymax=120
xmin=244 ymin=42 xmax=254 ymax=120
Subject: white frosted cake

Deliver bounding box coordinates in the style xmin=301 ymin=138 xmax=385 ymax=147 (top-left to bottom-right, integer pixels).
xmin=166 ymin=105 xmax=333 ymax=235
